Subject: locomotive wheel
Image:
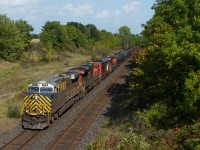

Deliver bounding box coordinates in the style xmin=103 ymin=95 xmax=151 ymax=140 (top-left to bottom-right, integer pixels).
xmin=76 ymin=96 xmax=80 ymax=102
xmin=50 ymin=115 xmax=54 ymax=123
xmin=98 ymin=77 xmax=102 ymax=84
xmin=54 ymin=113 xmax=58 ymax=119
xmin=81 ymin=86 xmax=86 ymax=96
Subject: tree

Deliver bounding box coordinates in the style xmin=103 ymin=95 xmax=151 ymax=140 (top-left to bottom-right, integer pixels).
xmin=0 ymin=15 xmax=24 ymax=61
xmin=118 ymin=26 xmax=132 ymax=49
xmin=66 ymin=25 xmax=78 ymax=43
xmin=118 ymin=26 xmax=131 ymax=36
xmin=15 ymin=19 xmax=33 ymax=49
xmin=40 ymin=21 xmax=69 ymax=51
xmin=130 ymin=0 xmax=200 ymax=128
xmin=85 ymin=24 xmax=100 ymax=41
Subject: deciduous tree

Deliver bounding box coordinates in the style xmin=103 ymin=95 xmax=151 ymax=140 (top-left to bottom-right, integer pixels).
xmin=130 ymin=0 xmax=200 ymax=128
xmin=0 ymin=15 xmax=24 ymax=61
xmin=15 ymin=19 xmax=33 ymax=49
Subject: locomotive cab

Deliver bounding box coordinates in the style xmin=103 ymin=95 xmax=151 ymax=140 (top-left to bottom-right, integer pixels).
xmin=22 ymin=72 xmax=84 ymax=130
xmin=22 ymin=79 xmax=59 ymax=129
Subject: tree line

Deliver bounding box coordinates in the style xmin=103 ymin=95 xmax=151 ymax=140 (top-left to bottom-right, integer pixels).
xmin=0 ymin=14 xmax=142 ymax=62
xmin=127 ymin=0 xmax=200 ymax=148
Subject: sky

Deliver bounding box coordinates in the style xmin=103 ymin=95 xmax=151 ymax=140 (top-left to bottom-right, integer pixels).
xmin=0 ymin=0 xmax=156 ymax=34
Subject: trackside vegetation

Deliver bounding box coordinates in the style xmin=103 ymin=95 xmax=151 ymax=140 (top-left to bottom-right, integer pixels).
xmin=89 ymin=0 xmax=200 ymax=149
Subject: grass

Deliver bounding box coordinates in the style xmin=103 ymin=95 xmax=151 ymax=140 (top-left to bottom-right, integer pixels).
xmin=0 ymin=53 xmax=90 ymax=136
xmin=31 ymin=38 xmax=40 ymax=43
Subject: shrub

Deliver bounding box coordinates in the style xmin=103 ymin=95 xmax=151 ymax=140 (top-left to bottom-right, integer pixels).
xmin=7 ymin=105 xmax=21 ymax=118
xmin=88 ymin=129 xmax=150 ymax=150
xmin=119 ymin=129 xmax=150 ymax=150
xmin=40 ymin=48 xmax=53 ymax=62
xmin=162 ymin=121 xmax=200 ymax=150
xmin=141 ymin=103 xmax=168 ymax=129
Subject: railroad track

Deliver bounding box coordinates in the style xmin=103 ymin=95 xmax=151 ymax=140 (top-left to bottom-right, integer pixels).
xmin=0 ymin=59 xmax=130 ymax=150
xmin=46 ymin=61 xmax=128 ymax=150
xmin=1 ymin=130 xmax=40 ymax=150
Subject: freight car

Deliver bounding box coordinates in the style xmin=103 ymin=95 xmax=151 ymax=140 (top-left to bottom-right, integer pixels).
xmin=69 ymin=64 xmax=100 ymax=93
xmin=93 ymin=58 xmax=111 ymax=80
xmin=21 ymin=48 xmax=133 ymax=129
xmin=105 ymin=54 xmax=118 ymax=71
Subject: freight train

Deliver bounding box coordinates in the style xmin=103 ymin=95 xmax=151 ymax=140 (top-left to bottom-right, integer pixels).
xmin=21 ymin=48 xmax=133 ymax=129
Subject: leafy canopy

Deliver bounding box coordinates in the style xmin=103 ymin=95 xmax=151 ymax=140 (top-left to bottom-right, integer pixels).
xmin=130 ymin=0 xmax=200 ymax=128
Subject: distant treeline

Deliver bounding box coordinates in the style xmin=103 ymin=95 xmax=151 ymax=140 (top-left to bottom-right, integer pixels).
xmin=0 ymin=14 xmax=143 ymax=62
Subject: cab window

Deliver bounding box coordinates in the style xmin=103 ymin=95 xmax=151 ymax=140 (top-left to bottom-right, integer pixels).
xmin=28 ymin=86 xmax=39 ymax=93
xmin=40 ymin=87 xmax=53 ymax=93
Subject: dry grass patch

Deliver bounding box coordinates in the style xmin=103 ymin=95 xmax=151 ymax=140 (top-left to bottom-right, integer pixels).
xmin=31 ymin=38 xmax=40 ymax=43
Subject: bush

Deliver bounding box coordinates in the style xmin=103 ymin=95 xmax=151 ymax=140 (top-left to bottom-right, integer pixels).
xmin=142 ymin=103 xmax=168 ymax=129
xmin=40 ymin=48 xmax=53 ymax=62
xmin=7 ymin=105 xmax=21 ymax=118
xmin=119 ymin=130 xmax=150 ymax=150
xmin=161 ymin=121 xmax=200 ymax=150
xmin=88 ymin=129 xmax=150 ymax=150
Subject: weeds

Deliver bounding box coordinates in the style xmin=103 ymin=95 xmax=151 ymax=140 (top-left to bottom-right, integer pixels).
xmin=7 ymin=105 xmax=21 ymax=118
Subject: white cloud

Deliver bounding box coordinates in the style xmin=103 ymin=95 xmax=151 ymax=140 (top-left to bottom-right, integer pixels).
xmin=0 ymin=0 xmax=41 ymax=6
xmin=63 ymin=4 xmax=93 ymax=17
xmin=114 ymin=10 xmax=121 ymax=16
xmin=44 ymin=4 xmax=93 ymax=17
xmin=95 ymin=10 xmax=110 ymax=19
xmin=0 ymin=0 xmax=41 ymax=15
xmin=95 ymin=9 xmax=121 ymax=19
xmin=123 ymin=1 xmax=140 ymax=13
xmin=0 ymin=0 xmax=41 ymax=22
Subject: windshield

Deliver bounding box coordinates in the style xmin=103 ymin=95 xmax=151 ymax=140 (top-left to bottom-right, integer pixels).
xmin=28 ymin=86 xmax=39 ymax=93
xmin=40 ymin=87 xmax=53 ymax=93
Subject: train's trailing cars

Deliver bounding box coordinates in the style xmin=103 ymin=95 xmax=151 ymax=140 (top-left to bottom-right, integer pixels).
xmin=21 ymin=48 xmax=134 ymax=129
xmin=69 ymin=66 xmax=98 ymax=92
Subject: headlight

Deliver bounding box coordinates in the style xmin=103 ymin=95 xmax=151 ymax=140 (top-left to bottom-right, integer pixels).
xmin=39 ymin=110 xmax=42 ymax=114
xmin=35 ymin=96 xmax=38 ymax=101
xmin=25 ymin=109 xmax=29 ymax=113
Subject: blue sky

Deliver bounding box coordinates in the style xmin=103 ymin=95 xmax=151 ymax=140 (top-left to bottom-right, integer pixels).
xmin=0 ymin=0 xmax=156 ymax=34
